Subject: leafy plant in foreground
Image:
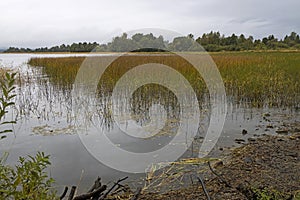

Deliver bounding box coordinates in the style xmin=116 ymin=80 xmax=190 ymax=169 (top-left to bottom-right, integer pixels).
xmin=0 ymin=72 xmax=17 ymax=139
xmin=0 ymin=152 xmax=58 ymax=200
xmin=0 ymin=72 xmax=58 ymax=199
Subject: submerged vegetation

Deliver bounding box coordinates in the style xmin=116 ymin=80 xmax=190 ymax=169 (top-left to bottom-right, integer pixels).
xmin=28 ymin=52 xmax=300 ymax=108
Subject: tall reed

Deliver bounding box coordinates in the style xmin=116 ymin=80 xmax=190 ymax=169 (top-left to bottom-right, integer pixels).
xmin=28 ymin=52 xmax=300 ymax=108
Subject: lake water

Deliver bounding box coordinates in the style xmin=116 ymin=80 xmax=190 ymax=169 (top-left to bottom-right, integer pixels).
xmin=0 ymin=53 xmax=299 ymax=193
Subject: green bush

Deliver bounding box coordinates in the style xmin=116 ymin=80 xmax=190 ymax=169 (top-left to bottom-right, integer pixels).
xmin=0 ymin=72 xmax=58 ymax=199
xmin=0 ymin=72 xmax=17 ymax=139
xmin=0 ymin=152 xmax=58 ymax=200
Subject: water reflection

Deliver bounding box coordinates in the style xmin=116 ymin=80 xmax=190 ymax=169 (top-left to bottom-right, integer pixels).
xmin=18 ymin=54 xmax=213 ymax=172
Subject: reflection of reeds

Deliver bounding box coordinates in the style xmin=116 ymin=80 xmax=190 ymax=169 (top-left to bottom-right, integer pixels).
xmin=130 ymin=84 xmax=180 ymax=126
xmin=28 ymin=52 xmax=300 ymax=108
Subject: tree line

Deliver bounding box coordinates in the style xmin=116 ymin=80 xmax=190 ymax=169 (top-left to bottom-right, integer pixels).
xmin=4 ymin=31 xmax=300 ymax=53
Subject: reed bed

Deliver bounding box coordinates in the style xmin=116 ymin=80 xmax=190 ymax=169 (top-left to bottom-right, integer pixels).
xmin=28 ymin=52 xmax=300 ymax=108
xmin=28 ymin=57 xmax=85 ymax=90
xmin=213 ymin=52 xmax=300 ymax=107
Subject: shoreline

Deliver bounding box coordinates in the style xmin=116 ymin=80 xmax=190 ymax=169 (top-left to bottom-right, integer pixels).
xmin=68 ymin=131 xmax=300 ymax=199
xmin=136 ymin=132 xmax=300 ymax=199
xmin=1 ymin=49 xmax=300 ymax=55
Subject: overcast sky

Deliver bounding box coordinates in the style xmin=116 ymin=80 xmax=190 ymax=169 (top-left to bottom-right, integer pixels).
xmin=0 ymin=0 xmax=299 ymax=48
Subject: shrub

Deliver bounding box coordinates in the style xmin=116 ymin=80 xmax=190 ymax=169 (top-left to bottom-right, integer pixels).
xmin=0 ymin=72 xmax=17 ymax=139
xmin=0 ymin=152 xmax=58 ymax=200
xmin=0 ymin=72 xmax=58 ymax=199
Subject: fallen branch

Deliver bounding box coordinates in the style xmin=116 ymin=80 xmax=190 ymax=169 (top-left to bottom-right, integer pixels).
xmin=68 ymin=186 xmax=76 ymax=200
xmin=87 ymin=176 xmax=101 ymax=193
xmin=110 ymin=183 xmax=127 ymax=196
xmin=196 ymin=176 xmax=211 ymax=200
xmin=207 ymin=161 xmax=231 ymax=187
xmin=99 ymin=176 xmax=128 ymax=200
xmin=208 ymin=161 xmax=252 ymax=199
xmin=60 ymin=186 xmax=68 ymax=200
xmin=73 ymin=185 xmax=107 ymax=200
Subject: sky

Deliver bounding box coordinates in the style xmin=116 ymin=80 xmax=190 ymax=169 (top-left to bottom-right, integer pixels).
xmin=0 ymin=0 xmax=299 ymax=48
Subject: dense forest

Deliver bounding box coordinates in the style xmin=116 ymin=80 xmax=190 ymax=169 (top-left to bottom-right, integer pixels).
xmin=4 ymin=31 xmax=300 ymax=53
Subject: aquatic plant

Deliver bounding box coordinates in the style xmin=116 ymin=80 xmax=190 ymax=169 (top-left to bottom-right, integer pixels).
xmin=28 ymin=52 xmax=300 ymax=108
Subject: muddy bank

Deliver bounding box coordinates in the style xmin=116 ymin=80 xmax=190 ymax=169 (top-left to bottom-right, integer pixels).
xmin=136 ymin=133 xmax=300 ymax=200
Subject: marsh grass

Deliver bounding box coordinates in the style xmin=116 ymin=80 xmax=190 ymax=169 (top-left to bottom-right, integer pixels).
xmin=28 ymin=52 xmax=300 ymax=108
xmin=213 ymin=52 xmax=300 ymax=107
xmin=28 ymin=57 xmax=84 ymax=90
xmin=28 ymin=54 xmax=208 ymax=129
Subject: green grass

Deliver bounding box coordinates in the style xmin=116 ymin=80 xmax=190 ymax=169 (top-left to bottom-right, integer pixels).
xmin=28 ymin=57 xmax=84 ymax=90
xmin=28 ymin=52 xmax=300 ymax=108
xmin=213 ymin=52 xmax=300 ymax=107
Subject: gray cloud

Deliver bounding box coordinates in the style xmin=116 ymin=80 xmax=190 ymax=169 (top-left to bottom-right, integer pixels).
xmin=0 ymin=0 xmax=299 ymax=48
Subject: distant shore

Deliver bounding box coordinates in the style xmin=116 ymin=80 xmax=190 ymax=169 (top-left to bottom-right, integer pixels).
xmin=1 ymin=49 xmax=300 ymax=55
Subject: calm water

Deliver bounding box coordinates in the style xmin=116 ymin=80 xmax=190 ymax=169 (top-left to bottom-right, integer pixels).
xmin=0 ymin=53 xmax=299 ymax=192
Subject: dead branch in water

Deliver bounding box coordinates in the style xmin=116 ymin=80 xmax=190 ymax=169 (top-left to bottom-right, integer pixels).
xmin=67 ymin=186 xmax=76 ymax=200
xmin=99 ymin=176 xmax=128 ymax=200
xmin=60 ymin=186 xmax=68 ymax=200
xmin=73 ymin=185 xmax=107 ymax=200
xmin=60 ymin=176 xmax=131 ymax=200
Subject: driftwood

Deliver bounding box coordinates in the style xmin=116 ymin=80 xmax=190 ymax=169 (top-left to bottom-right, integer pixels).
xmin=99 ymin=176 xmax=128 ymax=200
xmin=87 ymin=177 xmax=101 ymax=193
xmin=60 ymin=176 xmax=131 ymax=200
xmin=109 ymin=183 xmax=128 ymax=196
xmin=60 ymin=186 xmax=68 ymax=200
xmin=73 ymin=185 xmax=107 ymax=200
xmin=68 ymin=186 xmax=77 ymax=200
xmin=207 ymin=161 xmax=231 ymax=188
xmin=196 ymin=176 xmax=211 ymax=200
